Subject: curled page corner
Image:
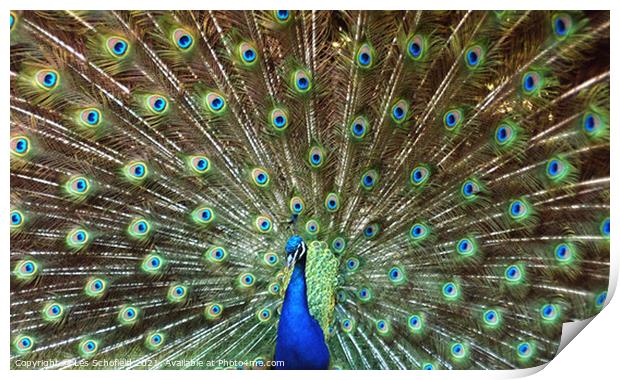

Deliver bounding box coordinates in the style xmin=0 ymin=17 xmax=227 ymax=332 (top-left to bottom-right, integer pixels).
xmin=556 ymin=316 xmax=595 ymax=354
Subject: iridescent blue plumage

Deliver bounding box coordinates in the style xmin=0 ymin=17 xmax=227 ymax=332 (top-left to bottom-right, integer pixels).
xmin=275 ymin=236 xmax=330 ymax=369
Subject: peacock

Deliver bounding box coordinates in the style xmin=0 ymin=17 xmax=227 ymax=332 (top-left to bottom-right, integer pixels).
xmin=10 ymin=10 xmax=610 ymax=370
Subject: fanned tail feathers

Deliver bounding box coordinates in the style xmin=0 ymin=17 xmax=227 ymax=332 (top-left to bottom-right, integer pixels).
xmin=10 ymin=10 xmax=609 ymax=370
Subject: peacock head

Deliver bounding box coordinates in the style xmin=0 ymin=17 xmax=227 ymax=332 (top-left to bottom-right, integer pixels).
xmin=285 ymin=235 xmax=307 ymax=268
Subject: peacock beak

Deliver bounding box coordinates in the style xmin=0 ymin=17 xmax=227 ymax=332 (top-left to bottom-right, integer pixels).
xmin=286 ymin=253 xmax=295 ymax=269
xmin=286 ymin=243 xmax=306 ymax=269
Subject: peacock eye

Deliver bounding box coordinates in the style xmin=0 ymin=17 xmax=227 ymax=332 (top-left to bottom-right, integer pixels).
xmin=410 ymin=223 xmax=429 ymax=240
xmin=408 ymin=314 xmax=424 ymax=332
xmin=504 ymin=264 xmax=523 ymax=282
xmin=356 ymin=43 xmax=375 ymax=68
xmin=263 ymin=252 xmax=279 ymax=267
xmin=442 ymin=281 xmax=459 ymax=299
xmin=308 ymin=146 xmax=325 ymax=168
xmin=106 ymin=36 xmax=130 ymax=58
xmin=461 ymin=179 xmax=481 ymax=200
xmin=119 ymin=305 xmax=139 ymax=324
xmin=388 ymin=266 xmax=406 ymax=285
xmin=11 ymin=136 xmax=31 ymax=157
xmin=205 ymin=92 xmax=227 ymax=114
xmin=185 ymin=155 xmax=210 ymax=175
xmin=43 ymin=302 xmax=64 ymax=321
xmin=547 ymin=160 xmax=560 ymax=176
xmin=255 ymin=215 xmax=273 ymax=233
xmin=35 ymin=69 xmax=60 ymax=90
xmin=10 ymin=12 xmax=16 ymax=31
xmin=451 ymin=342 xmax=467 ymax=359
xmin=546 ymin=157 xmax=569 ymax=181
xmin=168 ymin=284 xmax=188 ymax=302
xmin=360 ymin=169 xmax=379 ymax=190
xmin=496 ymin=125 xmax=509 ymax=142
xmin=376 ymin=319 xmax=389 ymax=334
xmin=85 ymin=277 xmax=107 ymax=297
xmin=79 ymin=108 xmax=102 ymax=127
xmin=582 ymin=111 xmax=605 ymax=137
xmin=494 ymin=120 xmax=519 ymax=148
xmin=146 ymin=332 xmax=165 ymax=350
xmin=74 ymin=231 xmax=85 ymax=241
xmin=128 ymin=218 xmax=152 ymax=238
xmin=423 ymin=363 xmax=434 ymax=370
xmin=14 ymin=259 xmax=39 ymax=280
xmin=517 ymin=342 xmax=534 ymax=359
xmin=357 ymin=287 xmax=372 ymax=302
xmin=289 ymin=196 xmax=305 ymax=214
xmin=269 ymin=282 xmax=281 ymax=295
xmin=350 ymin=116 xmax=369 ymax=139
xmin=341 ymin=318 xmax=355 ymax=333
xmin=464 ymin=45 xmax=484 ymax=68
xmin=173 ymin=28 xmax=194 ymax=50
xmin=292 ymin=69 xmax=312 ymax=93
xmin=206 ymin=246 xmax=228 ymax=263
xmin=552 ymin=13 xmax=573 ymax=40
xmin=257 ymin=307 xmax=272 ymax=322
xmin=331 ymin=237 xmax=346 ymax=254
xmin=456 ymin=237 xmax=476 ymax=256
xmin=205 ymin=303 xmax=224 ymax=320
xmin=10 ymin=210 xmax=24 ymax=228
xmin=508 ymin=198 xmax=530 ymax=221
xmin=79 ymin=339 xmax=98 ymax=357
xmin=521 ymin=71 xmax=543 ymax=95
xmin=540 ymin=304 xmax=559 ymax=321
xmin=66 ymin=176 xmax=91 ymax=197
xmin=251 ymin=168 xmax=270 ymax=187
xmin=601 ymin=217 xmax=610 ymax=238
xmin=407 ymin=34 xmax=425 ymax=60
xmin=274 ymin=10 xmax=291 ymax=23
xmin=391 ymin=99 xmax=409 ymax=123
xmin=305 ymin=219 xmax=320 ymax=235
xmin=410 ymin=165 xmax=430 ymax=186
xmin=483 ymin=309 xmax=501 ymax=327
xmin=554 ymin=243 xmax=576 ymax=265
xmin=324 ymin=193 xmax=340 ymax=212
xmin=238 ymin=42 xmax=258 ymax=65
xmin=443 ymin=109 xmax=463 ymax=131
xmin=363 ymin=223 xmax=379 ymax=239
xmin=239 ymin=273 xmax=255 ymax=288
xmin=67 ymin=228 xmax=90 ymax=248
xmin=142 ymin=253 xmax=164 ymax=273
xmin=337 ymin=291 xmax=347 ymax=302
xmin=192 ymin=206 xmax=215 ymax=225
xmin=346 ymin=257 xmax=360 ymax=272
xmin=14 ymin=335 xmax=34 ymax=353
xmin=596 ymin=291 xmax=607 ymax=307
xmin=270 ymin=108 xmax=289 ymax=131
xmin=124 ymin=161 xmax=148 ymax=181
xmin=146 ymin=95 xmax=169 ymax=114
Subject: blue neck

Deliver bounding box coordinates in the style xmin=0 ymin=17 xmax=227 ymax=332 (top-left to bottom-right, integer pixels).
xmin=274 ymin=261 xmax=330 ymax=369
